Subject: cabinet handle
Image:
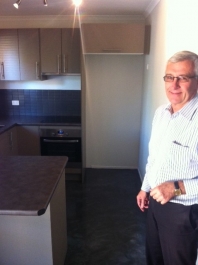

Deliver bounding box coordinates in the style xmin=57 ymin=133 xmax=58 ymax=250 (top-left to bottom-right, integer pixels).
xmin=36 ymin=62 xmax=40 ymax=79
xmin=43 ymin=139 xmax=79 ymax=143
xmin=9 ymin=132 xmax=13 ymax=151
xmin=63 ymin=54 xmax=68 ymax=73
xmin=63 ymin=54 xmax=66 ymax=73
xmin=57 ymin=55 xmax=61 ymax=74
xmin=102 ymin=49 xmax=121 ymax=53
xmin=1 ymin=62 xmax=5 ymax=79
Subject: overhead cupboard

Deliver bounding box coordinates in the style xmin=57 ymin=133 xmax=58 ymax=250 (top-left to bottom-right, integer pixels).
xmin=0 ymin=28 xmax=81 ymax=81
xmin=0 ymin=29 xmax=40 ymax=81
xmin=0 ymin=29 xmax=20 ymax=80
xmin=0 ymin=23 xmax=147 ymax=81
xmin=81 ymin=23 xmax=145 ymax=54
xmin=40 ymin=28 xmax=81 ymax=75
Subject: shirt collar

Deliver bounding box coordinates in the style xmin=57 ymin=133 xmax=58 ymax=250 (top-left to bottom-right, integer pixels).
xmin=165 ymin=94 xmax=198 ymax=120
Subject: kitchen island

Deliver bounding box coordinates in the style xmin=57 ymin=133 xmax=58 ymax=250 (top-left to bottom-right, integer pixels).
xmin=0 ymin=156 xmax=68 ymax=265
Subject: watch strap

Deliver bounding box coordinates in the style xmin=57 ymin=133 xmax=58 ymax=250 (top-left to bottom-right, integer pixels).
xmin=174 ymin=181 xmax=182 ymax=196
xmin=174 ymin=181 xmax=180 ymax=189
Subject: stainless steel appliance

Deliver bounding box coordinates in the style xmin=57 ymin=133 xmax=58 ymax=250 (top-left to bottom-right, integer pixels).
xmin=40 ymin=126 xmax=82 ymax=180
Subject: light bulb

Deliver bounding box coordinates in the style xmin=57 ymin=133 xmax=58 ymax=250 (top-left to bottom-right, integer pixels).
xmin=13 ymin=0 xmax=22 ymax=9
xmin=73 ymin=0 xmax=82 ymax=7
xmin=43 ymin=0 xmax=48 ymax=6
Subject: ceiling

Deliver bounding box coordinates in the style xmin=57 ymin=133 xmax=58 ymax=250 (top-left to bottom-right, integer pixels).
xmin=0 ymin=0 xmax=159 ymax=17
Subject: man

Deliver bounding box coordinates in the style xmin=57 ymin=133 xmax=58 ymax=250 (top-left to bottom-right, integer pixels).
xmin=137 ymin=51 xmax=198 ymax=265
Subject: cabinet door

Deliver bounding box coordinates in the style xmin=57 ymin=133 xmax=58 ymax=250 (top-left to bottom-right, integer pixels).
xmin=9 ymin=126 xmax=18 ymax=155
xmin=18 ymin=29 xmax=40 ymax=80
xmin=0 ymin=29 xmax=20 ymax=80
xmin=0 ymin=131 xmax=10 ymax=155
xmin=0 ymin=127 xmax=18 ymax=156
xmin=40 ymin=28 xmax=62 ymax=74
xmin=81 ymin=23 xmax=145 ymax=54
xmin=17 ymin=126 xmax=40 ymax=156
xmin=62 ymin=28 xmax=81 ymax=74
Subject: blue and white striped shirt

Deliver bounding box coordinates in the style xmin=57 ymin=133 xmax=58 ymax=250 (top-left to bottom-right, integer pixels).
xmin=141 ymin=94 xmax=198 ymax=205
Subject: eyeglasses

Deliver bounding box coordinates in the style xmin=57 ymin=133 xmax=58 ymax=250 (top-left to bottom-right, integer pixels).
xmin=163 ymin=75 xmax=197 ymax=83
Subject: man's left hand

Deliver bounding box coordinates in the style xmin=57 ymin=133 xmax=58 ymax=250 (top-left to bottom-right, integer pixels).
xmin=150 ymin=182 xmax=175 ymax=204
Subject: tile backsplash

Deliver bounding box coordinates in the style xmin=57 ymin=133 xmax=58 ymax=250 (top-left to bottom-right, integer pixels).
xmin=0 ymin=89 xmax=81 ymax=117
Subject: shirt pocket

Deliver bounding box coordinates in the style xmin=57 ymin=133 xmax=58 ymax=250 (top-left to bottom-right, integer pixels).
xmin=168 ymin=141 xmax=191 ymax=176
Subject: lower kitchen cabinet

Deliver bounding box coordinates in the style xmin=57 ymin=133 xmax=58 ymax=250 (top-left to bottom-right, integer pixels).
xmin=0 ymin=127 xmax=18 ymax=156
xmin=17 ymin=126 xmax=40 ymax=156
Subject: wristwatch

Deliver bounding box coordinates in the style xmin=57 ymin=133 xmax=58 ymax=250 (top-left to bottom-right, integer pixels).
xmin=174 ymin=181 xmax=182 ymax=196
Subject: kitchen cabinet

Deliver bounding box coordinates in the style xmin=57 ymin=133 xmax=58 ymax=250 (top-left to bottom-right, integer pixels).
xmin=62 ymin=28 xmax=81 ymax=74
xmin=0 ymin=29 xmax=40 ymax=81
xmin=40 ymin=28 xmax=81 ymax=75
xmin=81 ymin=23 xmax=145 ymax=54
xmin=18 ymin=29 xmax=40 ymax=80
xmin=0 ymin=127 xmax=18 ymax=155
xmin=17 ymin=126 xmax=40 ymax=155
xmin=0 ymin=29 xmax=20 ymax=80
xmin=0 ymin=125 xmax=40 ymax=156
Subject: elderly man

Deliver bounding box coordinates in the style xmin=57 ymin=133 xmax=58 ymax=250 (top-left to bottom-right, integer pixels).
xmin=137 ymin=51 xmax=198 ymax=265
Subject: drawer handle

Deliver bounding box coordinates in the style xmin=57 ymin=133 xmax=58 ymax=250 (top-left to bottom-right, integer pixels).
xmin=102 ymin=49 xmax=121 ymax=53
xmin=43 ymin=139 xmax=79 ymax=143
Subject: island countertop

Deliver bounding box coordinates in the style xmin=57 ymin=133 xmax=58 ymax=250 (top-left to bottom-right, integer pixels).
xmin=0 ymin=156 xmax=68 ymax=216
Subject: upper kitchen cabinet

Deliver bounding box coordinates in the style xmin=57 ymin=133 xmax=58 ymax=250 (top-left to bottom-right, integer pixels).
xmin=40 ymin=28 xmax=81 ymax=75
xmin=62 ymin=28 xmax=81 ymax=74
xmin=0 ymin=29 xmax=20 ymax=80
xmin=40 ymin=28 xmax=61 ymax=75
xmin=18 ymin=29 xmax=40 ymax=80
xmin=81 ymin=23 xmax=145 ymax=54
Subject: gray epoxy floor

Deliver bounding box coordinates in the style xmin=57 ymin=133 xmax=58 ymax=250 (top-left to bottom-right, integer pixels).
xmin=65 ymin=169 xmax=146 ymax=265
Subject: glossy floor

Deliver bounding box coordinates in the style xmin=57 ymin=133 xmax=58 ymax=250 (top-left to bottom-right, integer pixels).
xmin=65 ymin=169 xmax=146 ymax=265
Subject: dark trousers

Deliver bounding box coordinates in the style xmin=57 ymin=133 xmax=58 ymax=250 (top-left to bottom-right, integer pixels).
xmin=146 ymin=197 xmax=198 ymax=265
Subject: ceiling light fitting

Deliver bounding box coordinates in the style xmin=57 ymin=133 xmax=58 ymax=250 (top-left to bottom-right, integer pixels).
xmin=13 ymin=0 xmax=21 ymax=9
xmin=73 ymin=0 xmax=82 ymax=7
xmin=13 ymin=0 xmax=48 ymax=9
xmin=43 ymin=0 xmax=48 ymax=6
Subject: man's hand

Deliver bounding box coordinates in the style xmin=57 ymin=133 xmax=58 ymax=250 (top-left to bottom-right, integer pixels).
xmin=150 ymin=182 xmax=175 ymax=204
xmin=137 ymin=190 xmax=149 ymax=212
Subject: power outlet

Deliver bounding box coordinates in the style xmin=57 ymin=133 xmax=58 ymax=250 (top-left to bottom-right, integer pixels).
xmin=12 ymin=100 xmax=19 ymax=106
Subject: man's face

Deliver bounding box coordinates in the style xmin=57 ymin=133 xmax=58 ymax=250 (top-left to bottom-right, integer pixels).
xmin=165 ymin=60 xmax=198 ymax=112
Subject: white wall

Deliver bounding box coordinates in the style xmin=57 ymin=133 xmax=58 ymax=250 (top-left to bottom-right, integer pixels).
xmin=166 ymin=0 xmax=198 ymax=56
xmin=138 ymin=0 xmax=198 ymax=179
xmin=138 ymin=0 xmax=168 ymax=178
xmin=84 ymin=55 xmax=144 ymax=168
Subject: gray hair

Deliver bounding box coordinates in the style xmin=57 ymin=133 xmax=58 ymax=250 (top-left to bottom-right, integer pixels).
xmin=168 ymin=51 xmax=198 ymax=75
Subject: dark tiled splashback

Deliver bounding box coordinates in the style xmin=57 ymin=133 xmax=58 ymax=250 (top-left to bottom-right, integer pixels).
xmin=0 ymin=89 xmax=81 ymax=117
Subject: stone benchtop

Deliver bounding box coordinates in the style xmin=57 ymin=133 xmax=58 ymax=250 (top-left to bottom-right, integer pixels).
xmin=0 ymin=156 xmax=68 ymax=216
xmin=0 ymin=115 xmax=81 ymax=135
